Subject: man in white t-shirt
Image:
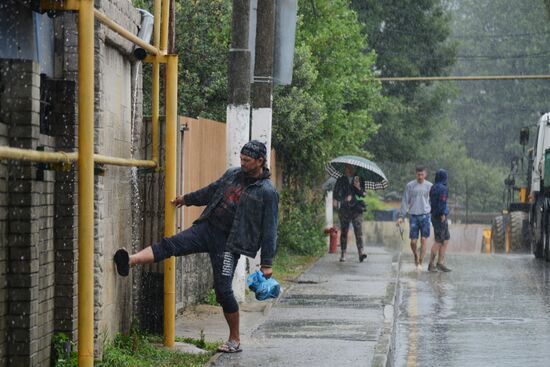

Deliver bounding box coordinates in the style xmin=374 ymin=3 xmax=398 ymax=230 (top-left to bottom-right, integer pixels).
xmin=396 ymin=166 xmax=432 ymax=271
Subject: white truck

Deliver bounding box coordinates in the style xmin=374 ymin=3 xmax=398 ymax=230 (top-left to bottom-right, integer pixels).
xmin=529 ymin=112 xmax=550 ymax=260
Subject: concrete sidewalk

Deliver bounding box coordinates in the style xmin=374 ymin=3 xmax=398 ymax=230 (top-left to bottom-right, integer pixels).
xmin=176 ymin=245 xmax=400 ymax=367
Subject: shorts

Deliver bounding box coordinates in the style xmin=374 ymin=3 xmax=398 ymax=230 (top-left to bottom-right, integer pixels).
xmin=409 ymin=214 xmax=431 ymax=240
xmin=151 ymin=221 xmax=241 ymax=313
xmin=432 ymin=217 xmax=450 ymax=243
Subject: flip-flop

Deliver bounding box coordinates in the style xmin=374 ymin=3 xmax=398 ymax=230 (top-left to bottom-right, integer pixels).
xmin=114 ymin=249 xmax=130 ymax=277
xmin=217 ymin=340 xmax=242 ymax=353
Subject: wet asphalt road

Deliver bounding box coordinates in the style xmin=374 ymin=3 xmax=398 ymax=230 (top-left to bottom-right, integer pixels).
xmin=395 ymin=254 xmax=550 ymax=367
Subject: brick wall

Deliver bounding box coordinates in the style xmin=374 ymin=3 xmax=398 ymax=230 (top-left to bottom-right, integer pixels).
xmin=0 ymin=59 xmax=53 ymax=366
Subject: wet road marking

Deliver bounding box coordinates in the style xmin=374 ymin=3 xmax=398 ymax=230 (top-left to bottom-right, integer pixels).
xmin=406 ymin=278 xmax=418 ymax=367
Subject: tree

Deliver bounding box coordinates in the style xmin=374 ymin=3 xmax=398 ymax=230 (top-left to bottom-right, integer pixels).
xmin=273 ymin=0 xmax=382 ymax=186
xmin=351 ymin=0 xmax=457 ymax=163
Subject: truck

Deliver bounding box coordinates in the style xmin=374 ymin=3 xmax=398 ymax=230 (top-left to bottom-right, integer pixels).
xmin=527 ymin=112 xmax=550 ymax=260
xmin=493 ymin=112 xmax=550 ymax=260
xmin=490 ymin=127 xmax=532 ymax=254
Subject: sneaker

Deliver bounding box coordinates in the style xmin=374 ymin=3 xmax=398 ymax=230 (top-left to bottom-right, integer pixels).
xmin=114 ymin=249 xmax=130 ymax=277
xmin=428 ymin=263 xmax=437 ymax=272
xmin=436 ymin=263 xmax=452 ymax=272
xmin=339 ymin=257 xmax=346 ymax=262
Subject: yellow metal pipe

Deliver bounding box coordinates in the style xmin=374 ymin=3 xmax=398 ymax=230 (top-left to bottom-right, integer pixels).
xmin=0 ymin=146 xmax=77 ymax=163
xmin=376 ymin=74 xmax=550 ymax=82
xmin=94 ymin=9 xmax=160 ymax=56
xmin=153 ymin=0 xmax=161 ymax=48
xmin=0 ymin=146 xmax=157 ymax=168
xmin=152 ymin=61 xmax=160 ymax=166
xmin=163 ymin=55 xmax=178 ymax=347
xmin=78 ymin=1 xmax=95 ymax=366
xmin=94 ymin=154 xmax=157 ymax=168
xmin=160 ymin=0 xmax=170 ymax=52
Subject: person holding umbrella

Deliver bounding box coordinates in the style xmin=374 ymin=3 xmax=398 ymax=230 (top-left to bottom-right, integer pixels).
xmin=333 ymin=164 xmax=368 ymax=262
xmin=326 ymin=156 xmax=389 ymax=263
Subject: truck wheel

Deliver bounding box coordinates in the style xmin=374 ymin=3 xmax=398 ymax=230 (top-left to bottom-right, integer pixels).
xmin=509 ymin=211 xmax=529 ymax=252
xmin=491 ymin=216 xmax=506 ymax=253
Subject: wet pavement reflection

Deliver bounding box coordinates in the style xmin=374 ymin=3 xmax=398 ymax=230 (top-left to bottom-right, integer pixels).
xmin=395 ymin=254 xmax=550 ymax=367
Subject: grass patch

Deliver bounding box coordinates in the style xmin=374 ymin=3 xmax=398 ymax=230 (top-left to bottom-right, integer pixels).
xmin=96 ymin=333 xmax=218 ymax=367
xmin=273 ymin=249 xmax=322 ymax=287
xmin=55 ymin=331 xmax=219 ymax=367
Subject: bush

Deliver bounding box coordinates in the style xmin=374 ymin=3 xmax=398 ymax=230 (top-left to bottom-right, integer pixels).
xmin=362 ymin=191 xmax=389 ymax=220
xmin=277 ymin=190 xmax=326 ymax=255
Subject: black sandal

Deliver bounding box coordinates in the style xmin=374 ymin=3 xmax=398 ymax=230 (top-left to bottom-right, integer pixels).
xmin=114 ymin=249 xmax=130 ymax=277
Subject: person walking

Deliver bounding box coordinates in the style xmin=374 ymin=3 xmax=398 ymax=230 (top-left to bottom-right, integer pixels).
xmin=113 ymin=140 xmax=279 ymax=354
xmin=333 ymin=164 xmax=368 ymax=262
xmin=428 ymin=169 xmax=452 ymax=272
xmin=396 ymin=165 xmax=432 ymax=270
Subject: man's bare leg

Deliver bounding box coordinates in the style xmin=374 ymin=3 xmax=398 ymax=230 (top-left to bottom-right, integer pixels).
xmin=438 ymin=240 xmax=449 ymax=264
xmin=223 ymin=311 xmax=240 ymax=344
xmin=419 ymin=237 xmax=428 ymax=266
xmin=410 ymin=239 xmax=419 ymax=266
xmin=129 ymin=247 xmax=155 ymax=266
xmin=429 ymin=242 xmax=441 ymax=271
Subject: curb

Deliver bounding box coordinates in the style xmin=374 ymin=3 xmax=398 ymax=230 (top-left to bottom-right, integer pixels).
xmin=371 ymin=251 xmax=402 ymax=367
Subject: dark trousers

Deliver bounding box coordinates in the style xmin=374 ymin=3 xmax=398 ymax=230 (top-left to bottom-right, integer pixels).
xmin=339 ymin=210 xmax=364 ymax=252
xmin=151 ymin=221 xmax=240 ymax=313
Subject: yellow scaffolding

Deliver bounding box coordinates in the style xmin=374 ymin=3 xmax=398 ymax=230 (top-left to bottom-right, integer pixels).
xmin=0 ymin=1 xmax=179 ymax=365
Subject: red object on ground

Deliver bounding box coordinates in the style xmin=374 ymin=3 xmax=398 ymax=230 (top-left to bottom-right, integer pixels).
xmin=328 ymin=227 xmax=339 ymax=253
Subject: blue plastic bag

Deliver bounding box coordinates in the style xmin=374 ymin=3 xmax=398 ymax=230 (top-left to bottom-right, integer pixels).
xmin=247 ymin=270 xmax=282 ymax=301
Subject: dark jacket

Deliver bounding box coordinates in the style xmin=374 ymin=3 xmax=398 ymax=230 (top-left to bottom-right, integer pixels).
xmin=429 ymin=169 xmax=449 ymax=218
xmin=333 ymin=175 xmax=366 ymax=213
xmin=183 ymin=167 xmax=279 ymax=266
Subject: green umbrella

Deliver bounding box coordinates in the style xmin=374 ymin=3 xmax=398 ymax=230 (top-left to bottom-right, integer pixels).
xmin=325 ymin=155 xmax=389 ymax=190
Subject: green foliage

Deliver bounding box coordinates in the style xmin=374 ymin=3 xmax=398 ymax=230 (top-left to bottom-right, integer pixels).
xmin=273 ymin=1 xmax=382 ymax=186
xmin=53 ymin=333 xmax=77 ymax=367
xmin=362 ymin=191 xmax=389 ymax=220
xmin=97 ymin=332 xmax=216 ymax=367
xmin=351 ymin=0 xmax=457 ymax=163
xmin=276 ymin=190 xmax=326 ymax=255
xmin=174 ymin=0 xmax=232 ymax=120
xmin=203 ymin=288 xmax=219 ymax=306
xmin=448 ymin=0 xmax=550 ymax=166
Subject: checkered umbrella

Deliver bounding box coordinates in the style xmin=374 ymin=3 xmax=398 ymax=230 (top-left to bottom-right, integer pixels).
xmin=325 ymin=155 xmax=389 ymax=191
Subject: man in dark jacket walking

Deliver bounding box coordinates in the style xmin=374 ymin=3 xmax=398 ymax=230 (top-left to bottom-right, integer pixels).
xmin=333 ymin=164 xmax=367 ymax=262
xmin=113 ymin=140 xmax=279 ymax=353
xmin=428 ymin=169 xmax=451 ymax=272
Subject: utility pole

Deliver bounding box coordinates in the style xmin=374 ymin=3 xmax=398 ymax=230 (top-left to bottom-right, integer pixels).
xmin=227 ymin=0 xmax=252 ymax=301
xmin=251 ymin=0 xmax=276 ymax=166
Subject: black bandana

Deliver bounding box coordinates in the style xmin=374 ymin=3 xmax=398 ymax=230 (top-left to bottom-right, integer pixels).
xmin=241 ymin=140 xmax=267 ymax=160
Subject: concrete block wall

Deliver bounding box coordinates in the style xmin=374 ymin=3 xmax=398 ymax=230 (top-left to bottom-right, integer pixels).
xmin=93 ymin=0 xmax=142 ymax=351
xmin=0 ymin=59 xmax=55 ymax=366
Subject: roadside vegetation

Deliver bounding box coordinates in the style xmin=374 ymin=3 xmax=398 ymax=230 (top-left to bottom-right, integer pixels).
xmin=54 ymin=331 xmax=218 ymax=367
